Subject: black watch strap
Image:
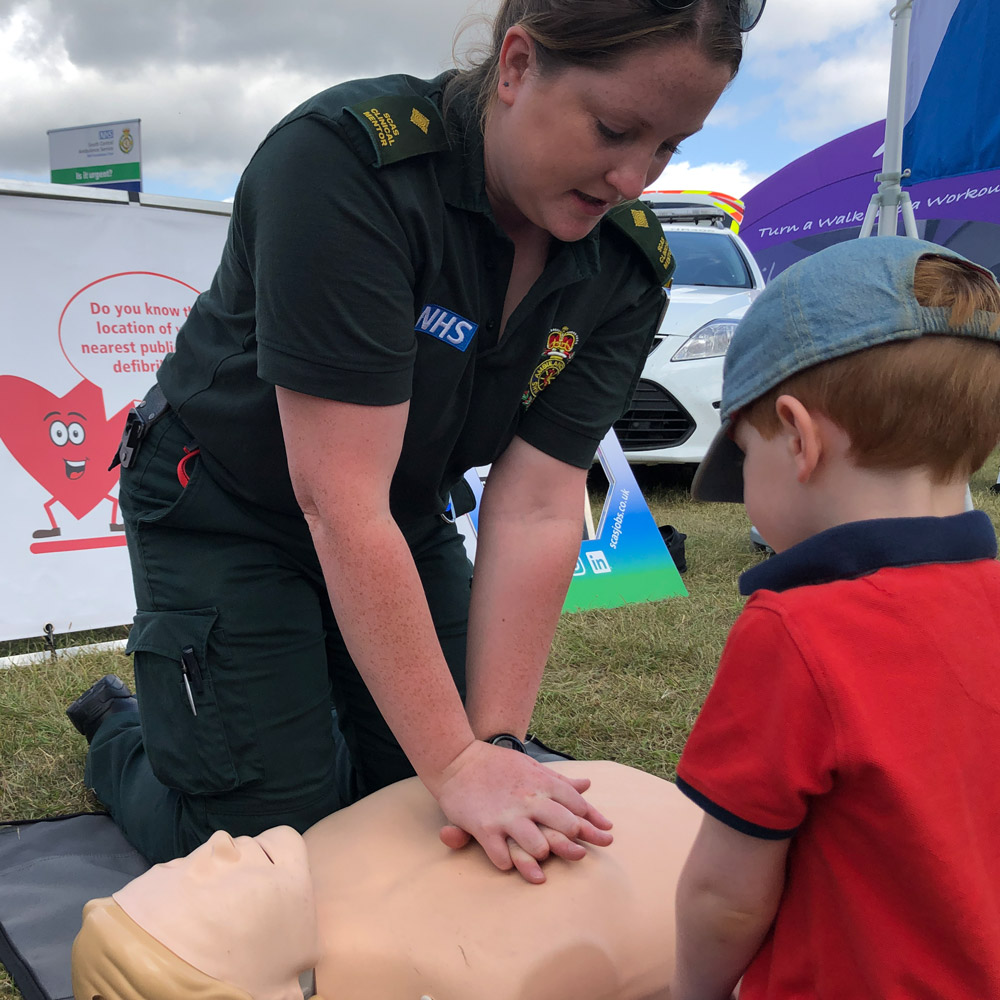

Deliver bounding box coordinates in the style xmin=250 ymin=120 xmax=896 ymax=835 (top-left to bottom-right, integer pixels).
xmin=485 ymin=733 xmax=527 ymax=753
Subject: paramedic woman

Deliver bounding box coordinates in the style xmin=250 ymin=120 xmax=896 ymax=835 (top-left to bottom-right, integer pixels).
xmin=69 ymin=0 xmax=759 ymax=881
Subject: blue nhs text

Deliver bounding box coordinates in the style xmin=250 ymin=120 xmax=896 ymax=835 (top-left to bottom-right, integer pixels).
xmin=415 ymin=305 xmax=478 ymax=352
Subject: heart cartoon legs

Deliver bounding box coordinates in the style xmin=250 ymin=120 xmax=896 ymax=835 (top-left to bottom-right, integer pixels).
xmin=32 ymin=497 xmax=62 ymax=538
xmin=30 ymin=494 xmax=125 ymax=537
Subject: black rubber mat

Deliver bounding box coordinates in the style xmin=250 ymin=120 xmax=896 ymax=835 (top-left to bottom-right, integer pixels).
xmin=0 ymin=813 xmax=149 ymax=1000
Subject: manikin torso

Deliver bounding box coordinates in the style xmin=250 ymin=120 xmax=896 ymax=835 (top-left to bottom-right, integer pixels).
xmin=307 ymin=761 xmax=701 ymax=1000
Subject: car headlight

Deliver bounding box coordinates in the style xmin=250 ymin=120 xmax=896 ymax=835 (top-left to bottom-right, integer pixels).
xmin=671 ymin=319 xmax=739 ymax=361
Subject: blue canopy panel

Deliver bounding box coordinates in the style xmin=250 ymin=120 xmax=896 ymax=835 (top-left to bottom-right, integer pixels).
xmin=903 ymin=0 xmax=1000 ymax=185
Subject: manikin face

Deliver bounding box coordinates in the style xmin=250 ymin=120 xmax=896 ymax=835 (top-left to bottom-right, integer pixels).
xmin=485 ymin=35 xmax=732 ymax=242
xmin=113 ymin=827 xmax=318 ymax=1000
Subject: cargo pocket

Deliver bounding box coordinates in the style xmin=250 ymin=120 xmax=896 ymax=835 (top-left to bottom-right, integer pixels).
xmin=126 ymin=607 xmax=263 ymax=796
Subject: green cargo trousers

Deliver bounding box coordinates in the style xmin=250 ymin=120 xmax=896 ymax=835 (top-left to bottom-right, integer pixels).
xmin=86 ymin=409 xmax=471 ymax=863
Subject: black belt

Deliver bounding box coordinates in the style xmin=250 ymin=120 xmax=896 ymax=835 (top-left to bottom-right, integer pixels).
xmin=109 ymin=383 xmax=171 ymax=471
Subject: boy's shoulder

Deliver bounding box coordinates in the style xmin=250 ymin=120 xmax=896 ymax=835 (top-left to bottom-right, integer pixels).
xmin=728 ymin=560 xmax=1000 ymax=742
xmin=738 ymin=512 xmax=999 ymax=608
xmin=741 ymin=553 xmax=1000 ymax=641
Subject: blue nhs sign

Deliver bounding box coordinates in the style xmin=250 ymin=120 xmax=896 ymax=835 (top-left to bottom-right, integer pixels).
xmin=415 ymin=304 xmax=478 ymax=352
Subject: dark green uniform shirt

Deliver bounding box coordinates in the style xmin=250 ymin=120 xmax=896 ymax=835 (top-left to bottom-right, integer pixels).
xmin=158 ymin=72 xmax=670 ymax=522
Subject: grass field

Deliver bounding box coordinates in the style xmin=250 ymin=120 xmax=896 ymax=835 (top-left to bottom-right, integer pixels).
xmin=2 ymin=456 xmax=999 ymax=999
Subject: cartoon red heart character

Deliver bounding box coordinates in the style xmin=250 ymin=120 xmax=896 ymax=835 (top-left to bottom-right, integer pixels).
xmin=0 ymin=376 xmax=132 ymax=532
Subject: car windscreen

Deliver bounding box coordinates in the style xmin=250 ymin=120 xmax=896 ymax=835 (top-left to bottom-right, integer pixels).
xmin=663 ymin=230 xmax=753 ymax=289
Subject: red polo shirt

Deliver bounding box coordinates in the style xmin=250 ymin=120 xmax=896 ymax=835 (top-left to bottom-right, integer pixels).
xmin=678 ymin=513 xmax=1000 ymax=999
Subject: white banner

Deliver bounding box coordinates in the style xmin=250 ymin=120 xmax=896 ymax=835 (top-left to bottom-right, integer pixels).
xmin=0 ymin=182 xmax=231 ymax=641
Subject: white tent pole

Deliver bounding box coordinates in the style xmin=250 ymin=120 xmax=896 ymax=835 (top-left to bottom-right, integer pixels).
xmin=877 ymin=1 xmax=916 ymax=236
xmin=861 ymin=1 xmax=918 ymax=238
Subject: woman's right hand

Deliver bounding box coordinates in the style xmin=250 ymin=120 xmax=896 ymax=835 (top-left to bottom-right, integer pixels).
xmin=432 ymin=740 xmax=613 ymax=883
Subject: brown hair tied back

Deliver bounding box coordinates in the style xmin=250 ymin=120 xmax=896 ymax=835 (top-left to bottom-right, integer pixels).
xmin=447 ymin=0 xmax=742 ymax=130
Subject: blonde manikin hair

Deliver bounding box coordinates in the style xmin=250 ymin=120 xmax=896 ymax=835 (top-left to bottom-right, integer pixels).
xmin=72 ymin=897 xmax=257 ymax=1000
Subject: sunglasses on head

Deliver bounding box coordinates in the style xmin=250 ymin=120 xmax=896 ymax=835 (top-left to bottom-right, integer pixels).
xmin=649 ymin=0 xmax=766 ymax=32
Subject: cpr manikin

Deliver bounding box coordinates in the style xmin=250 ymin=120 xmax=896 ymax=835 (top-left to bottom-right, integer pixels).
xmin=72 ymin=761 xmax=703 ymax=1000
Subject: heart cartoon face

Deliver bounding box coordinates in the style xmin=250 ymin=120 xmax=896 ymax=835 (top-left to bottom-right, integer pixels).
xmin=0 ymin=376 xmax=132 ymax=520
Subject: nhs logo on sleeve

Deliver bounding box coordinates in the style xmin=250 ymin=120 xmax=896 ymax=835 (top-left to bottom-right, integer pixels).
xmin=415 ymin=304 xmax=478 ymax=352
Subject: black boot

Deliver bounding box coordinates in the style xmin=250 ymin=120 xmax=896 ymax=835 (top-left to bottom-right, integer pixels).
xmin=66 ymin=674 xmax=138 ymax=743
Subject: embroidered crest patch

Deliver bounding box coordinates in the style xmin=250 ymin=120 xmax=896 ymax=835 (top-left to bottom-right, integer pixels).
xmin=522 ymin=327 xmax=579 ymax=407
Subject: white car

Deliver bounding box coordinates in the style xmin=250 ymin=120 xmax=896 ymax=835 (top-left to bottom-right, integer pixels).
xmin=615 ymin=197 xmax=765 ymax=466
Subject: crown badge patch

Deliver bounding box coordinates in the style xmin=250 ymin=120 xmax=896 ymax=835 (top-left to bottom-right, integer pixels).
xmin=522 ymin=327 xmax=579 ymax=408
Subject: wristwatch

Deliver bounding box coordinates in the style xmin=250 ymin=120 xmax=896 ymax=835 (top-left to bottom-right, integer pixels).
xmin=485 ymin=732 xmax=527 ymax=753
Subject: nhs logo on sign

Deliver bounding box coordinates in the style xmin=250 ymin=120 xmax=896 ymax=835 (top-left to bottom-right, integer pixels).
xmin=415 ymin=304 xmax=478 ymax=352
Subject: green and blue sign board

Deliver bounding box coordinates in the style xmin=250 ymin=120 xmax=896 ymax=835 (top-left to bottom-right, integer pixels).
xmin=48 ymin=120 xmax=142 ymax=193
xmin=458 ymin=430 xmax=687 ymax=613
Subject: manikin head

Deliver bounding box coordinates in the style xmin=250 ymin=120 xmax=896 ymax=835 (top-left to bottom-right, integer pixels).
xmin=72 ymin=826 xmax=321 ymax=1000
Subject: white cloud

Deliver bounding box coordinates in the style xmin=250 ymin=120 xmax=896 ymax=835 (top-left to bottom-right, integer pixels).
xmin=0 ymin=41 xmax=329 ymax=185
xmin=0 ymin=0 xmax=483 ymax=187
xmin=0 ymin=0 xmax=902 ymax=200
xmin=749 ymin=0 xmax=889 ymax=52
xmin=776 ymin=31 xmax=892 ymax=140
xmin=650 ymin=159 xmax=767 ymax=199
xmin=730 ymin=15 xmax=892 ymax=151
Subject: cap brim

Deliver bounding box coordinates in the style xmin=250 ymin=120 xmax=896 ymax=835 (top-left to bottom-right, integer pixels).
xmin=691 ymin=419 xmax=744 ymax=503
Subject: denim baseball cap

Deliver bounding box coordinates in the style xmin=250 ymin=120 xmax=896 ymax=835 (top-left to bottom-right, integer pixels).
xmin=692 ymin=236 xmax=1000 ymax=502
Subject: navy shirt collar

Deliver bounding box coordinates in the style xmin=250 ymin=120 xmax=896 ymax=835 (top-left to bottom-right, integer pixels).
xmin=740 ymin=511 xmax=998 ymax=596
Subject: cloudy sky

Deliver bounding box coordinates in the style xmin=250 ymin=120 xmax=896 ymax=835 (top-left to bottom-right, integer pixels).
xmin=1 ymin=0 xmax=897 ymax=202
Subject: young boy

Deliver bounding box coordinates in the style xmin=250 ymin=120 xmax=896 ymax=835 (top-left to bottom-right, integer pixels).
xmin=671 ymin=237 xmax=1000 ymax=1000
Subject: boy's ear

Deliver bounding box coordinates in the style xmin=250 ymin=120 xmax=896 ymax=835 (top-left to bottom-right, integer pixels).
xmin=774 ymin=394 xmax=822 ymax=485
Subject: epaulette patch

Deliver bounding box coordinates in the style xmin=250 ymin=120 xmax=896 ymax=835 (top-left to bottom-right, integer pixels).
xmin=605 ymin=201 xmax=675 ymax=286
xmin=345 ymin=95 xmax=450 ymax=167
